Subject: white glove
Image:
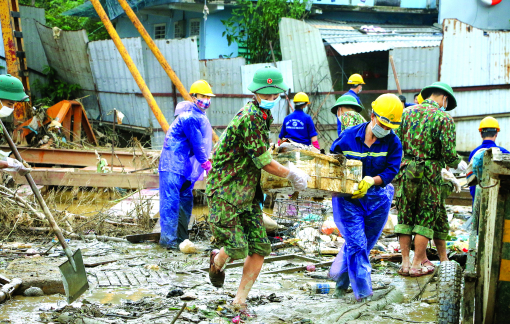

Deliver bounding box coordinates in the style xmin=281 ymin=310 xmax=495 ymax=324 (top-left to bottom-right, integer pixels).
xmin=457 ymin=160 xmax=468 ymax=173
xmin=7 ymin=157 xmax=31 ymax=176
xmin=441 ymin=168 xmax=461 ymax=193
xmin=286 ymin=163 xmax=309 ymax=191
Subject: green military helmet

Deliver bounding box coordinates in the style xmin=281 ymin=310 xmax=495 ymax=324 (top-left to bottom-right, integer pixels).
xmin=420 ymin=82 xmax=457 ymax=111
xmin=247 ymin=66 xmax=288 ymax=95
xmin=0 ymin=75 xmax=29 ymax=102
xmin=331 ymin=95 xmax=363 ymax=115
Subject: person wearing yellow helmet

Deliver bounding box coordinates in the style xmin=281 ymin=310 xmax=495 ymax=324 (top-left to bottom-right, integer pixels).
xmin=345 ymin=73 xmax=365 ymax=107
xmin=0 ymin=74 xmax=31 ymax=176
xmin=394 ymin=82 xmax=466 ymax=278
xmin=158 ymin=79 xmax=215 ymax=249
xmin=328 ymin=94 xmax=403 ymax=302
xmin=468 ymin=117 xmax=509 ymax=201
xmin=278 ymin=92 xmax=320 ymax=149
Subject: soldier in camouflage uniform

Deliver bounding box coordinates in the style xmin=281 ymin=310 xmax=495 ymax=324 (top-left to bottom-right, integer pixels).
xmin=331 ymin=95 xmax=366 ymax=137
xmin=206 ymin=67 xmax=308 ymax=311
xmin=394 ymin=82 xmax=466 ymax=277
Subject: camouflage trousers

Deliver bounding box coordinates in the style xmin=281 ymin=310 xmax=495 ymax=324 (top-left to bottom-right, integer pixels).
xmin=395 ymin=175 xmax=444 ymax=240
xmin=208 ymin=195 xmax=271 ymax=260
xmin=434 ymin=182 xmax=454 ymax=240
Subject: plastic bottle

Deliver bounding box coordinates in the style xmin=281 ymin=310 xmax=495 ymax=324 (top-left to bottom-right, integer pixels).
xmin=303 ymin=282 xmax=336 ymax=294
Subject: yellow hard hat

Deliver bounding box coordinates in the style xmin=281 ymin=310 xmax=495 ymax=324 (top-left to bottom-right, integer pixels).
xmin=479 ymin=116 xmax=500 ymax=132
xmin=348 ymin=73 xmax=365 ymax=85
xmin=189 ymin=80 xmax=215 ymax=97
xmin=417 ymin=93 xmax=424 ymax=104
xmin=293 ymin=92 xmax=309 ymax=104
xmin=371 ymin=94 xmax=403 ymax=129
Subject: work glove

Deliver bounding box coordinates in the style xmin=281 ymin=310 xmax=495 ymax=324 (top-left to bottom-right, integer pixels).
xmin=6 ymin=157 xmax=31 ymax=176
xmin=352 ymin=176 xmax=375 ymax=199
xmin=201 ymin=160 xmax=212 ymax=175
xmin=457 ymin=160 xmax=468 ymax=173
xmin=286 ymin=163 xmax=309 ymax=191
xmin=441 ymin=168 xmax=462 ymax=193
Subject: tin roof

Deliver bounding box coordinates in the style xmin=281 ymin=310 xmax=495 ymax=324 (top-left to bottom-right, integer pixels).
xmin=307 ymin=19 xmax=443 ymax=56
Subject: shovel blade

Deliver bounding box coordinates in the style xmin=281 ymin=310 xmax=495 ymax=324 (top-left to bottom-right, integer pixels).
xmin=59 ymin=248 xmax=89 ymax=304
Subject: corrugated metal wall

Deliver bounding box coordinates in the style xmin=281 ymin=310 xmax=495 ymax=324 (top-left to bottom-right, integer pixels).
xmin=439 ymin=19 xmax=510 ymax=152
xmin=199 ymin=57 xmax=246 ymax=129
xmin=279 ymin=18 xmax=337 ymax=148
xmin=36 ymin=22 xmax=100 ymax=117
xmin=88 ymin=37 xmax=149 ymax=127
xmin=147 ymin=38 xmax=200 ymax=147
xmin=440 ymin=19 xmax=510 ymax=87
xmin=388 ymin=47 xmax=439 ymax=102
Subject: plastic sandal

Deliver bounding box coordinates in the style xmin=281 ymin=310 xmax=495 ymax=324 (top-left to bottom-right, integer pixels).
xmin=398 ymin=266 xmax=410 ymax=276
xmin=421 ymin=259 xmax=435 ymax=272
xmin=409 ymin=266 xmax=430 ymax=277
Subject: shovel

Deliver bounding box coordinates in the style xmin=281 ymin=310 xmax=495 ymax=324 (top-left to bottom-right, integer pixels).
xmin=0 ymin=120 xmax=88 ymax=303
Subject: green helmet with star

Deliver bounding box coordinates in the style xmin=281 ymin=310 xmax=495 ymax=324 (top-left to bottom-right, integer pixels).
xmin=0 ymin=74 xmax=29 ymax=102
xmin=331 ymin=95 xmax=363 ymax=115
xmin=420 ymin=82 xmax=457 ymax=111
xmin=247 ymin=66 xmax=289 ymax=95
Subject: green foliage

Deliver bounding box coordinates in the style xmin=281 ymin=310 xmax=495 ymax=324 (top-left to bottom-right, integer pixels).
xmin=222 ymin=0 xmax=309 ymax=64
xmin=33 ymin=66 xmax=82 ymax=106
xmin=19 ymin=0 xmax=109 ymax=41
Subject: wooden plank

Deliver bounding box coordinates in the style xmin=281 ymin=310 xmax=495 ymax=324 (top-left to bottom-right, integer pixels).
xmin=133 ymin=269 xmax=148 ymax=285
xmin=261 ymin=261 xmax=333 ymax=275
xmin=9 ymin=170 xmax=159 ymax=189
xmin=126 ymin=233 xmax=161 ymax=243
xmin=115 ymin=271 xmax=131 ymax=286
xmin=0 ymin=146 xmax=154 ymax=168
xmin=8 ymin=169 xmax=205 ymax=190
xmin=96 ymin=271 xmax=111 ymax=287
xmin=125 ymin=271 xmax=140 ymax=286
xmin=105 ymin=271 xmax=121 ymax=286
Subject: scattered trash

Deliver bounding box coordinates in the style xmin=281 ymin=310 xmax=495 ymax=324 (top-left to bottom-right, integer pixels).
xmin=179 ymin=239 xmax=198 ymax=254
xmin=180 ymin=291 xmax=198 ymax=301
xmin=24 ymin=287 xmax=44 ymax=297
xmin=306 ymin=264 xmax=316 ymax=272
xmin=144 ymin=264 xmax=160 ymax=271
xmin=321 ymin=220 xmax=339 ymax=235
xmin=166 ymin=288 xmax=184 ymax=298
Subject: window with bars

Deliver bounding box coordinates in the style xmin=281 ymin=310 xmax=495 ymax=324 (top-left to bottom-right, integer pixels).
xmin=189 ymin=19 xmax=200 ymax=37
xmin=174 ymin=21 xmax=185 ymax=38
xmin=154 ymin=24 xmax=166 ymax=39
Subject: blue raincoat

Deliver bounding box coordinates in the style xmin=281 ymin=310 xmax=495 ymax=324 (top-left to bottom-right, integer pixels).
xmin=328 ymin=122 xmax=402 ymax=300
xmin=159 ymin=101 xmax=212 ymax=248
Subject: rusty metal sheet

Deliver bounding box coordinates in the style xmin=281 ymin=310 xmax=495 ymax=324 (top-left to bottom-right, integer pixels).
xmin=0 ymin=146 xmax=152 ymax=168
xmin=440 ymin=19 xmax=510 ymax=87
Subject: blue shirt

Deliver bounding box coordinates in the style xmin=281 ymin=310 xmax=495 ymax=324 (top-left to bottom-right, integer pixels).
xmin=343 ymin=89 xmax=362 ymax=106
xmin=330 ymin=122 xmax=403 ymax=186
xmin=468 ymin=139 xmax=509 ymax=199
xmin=279 ymin=110 xmax=318 ymax=145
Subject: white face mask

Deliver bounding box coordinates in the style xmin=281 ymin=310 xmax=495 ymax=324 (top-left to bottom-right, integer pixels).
xmin=358 ymin=86 xmax=362 ymax=94
xmin=0 ymin=100 xmax=14 ymax=118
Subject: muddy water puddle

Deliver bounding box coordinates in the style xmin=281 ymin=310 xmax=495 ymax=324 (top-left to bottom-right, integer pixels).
xmin=0 ymin=295 xmax=65 ymax=323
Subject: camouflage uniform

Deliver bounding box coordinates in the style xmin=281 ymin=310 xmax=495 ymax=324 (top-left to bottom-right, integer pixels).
xmin=206 ymin=100 xmax=272 ymax=260
xmin=394 ymin=99 xmax=461 ymax=239
xmin=339 ymin=111 xmax=366 ymax=134
xmin=435 ymin=182 xmax=453 ymax=240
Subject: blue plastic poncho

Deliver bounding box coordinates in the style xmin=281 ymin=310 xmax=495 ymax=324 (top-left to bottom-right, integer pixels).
xmin=159 ymin=101 xmax=212 ymax=248
xmin=329 ymin=185 xmax=394 ymax=300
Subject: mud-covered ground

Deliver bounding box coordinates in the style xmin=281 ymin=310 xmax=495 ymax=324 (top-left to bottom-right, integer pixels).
xmin=0 ymin=200 xmax=471 ymax=324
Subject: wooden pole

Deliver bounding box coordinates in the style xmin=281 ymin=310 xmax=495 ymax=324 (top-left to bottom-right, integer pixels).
xmin=389 ymin=55 xmax=402 ymax=95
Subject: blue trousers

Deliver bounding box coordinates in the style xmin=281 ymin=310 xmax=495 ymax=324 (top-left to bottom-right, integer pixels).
xmin=159 ymin=171 xmax=193 ymax=248
xmin=329 ymin=185 xmax=394 ymax=300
